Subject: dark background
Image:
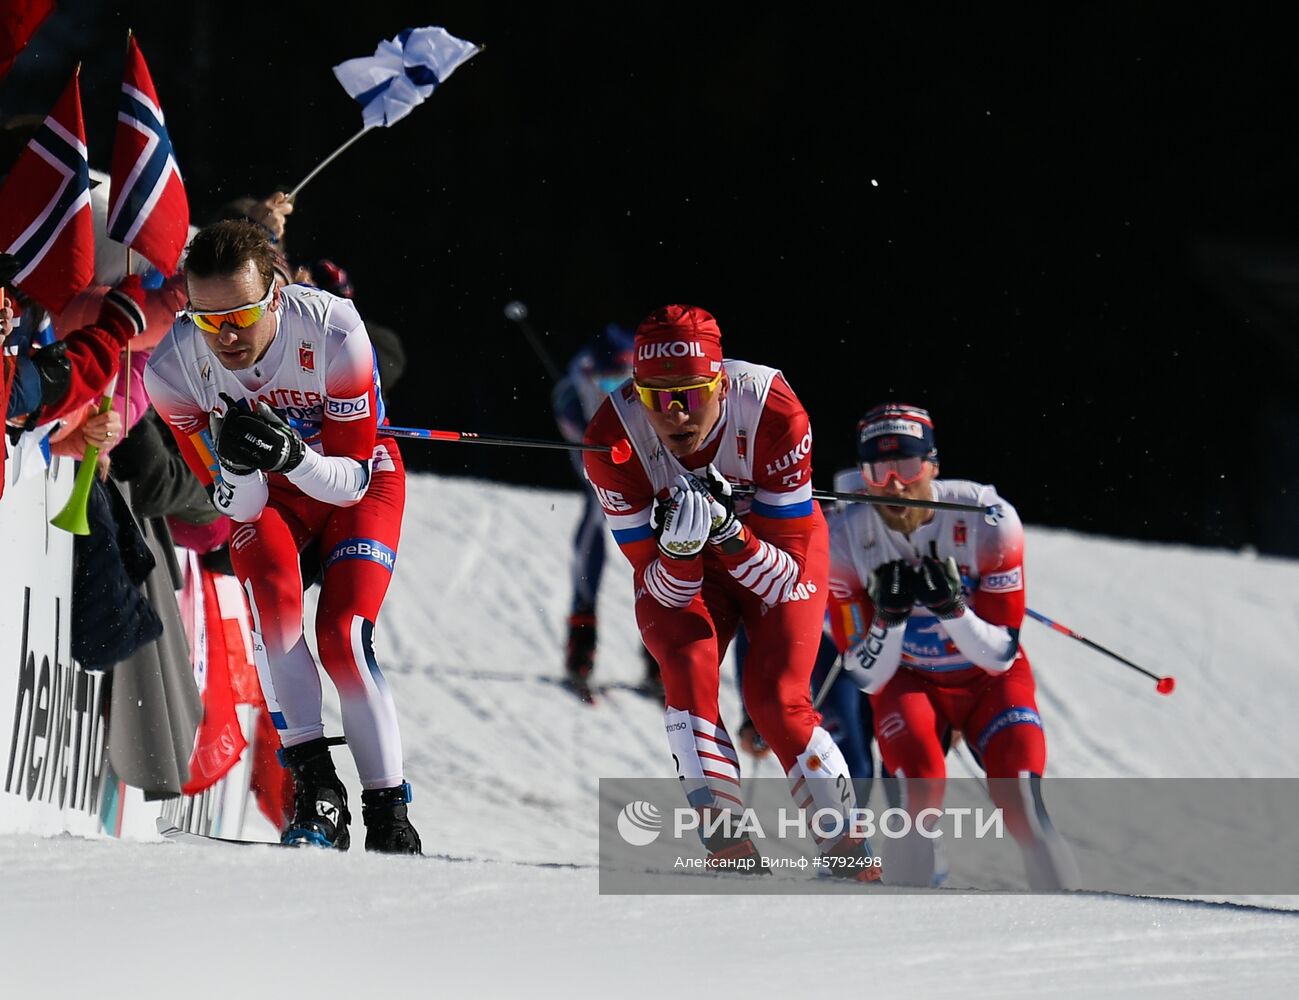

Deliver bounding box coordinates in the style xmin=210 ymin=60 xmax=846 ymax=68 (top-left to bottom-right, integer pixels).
xmin=6 ymin=2 xmax=1299 ymax=553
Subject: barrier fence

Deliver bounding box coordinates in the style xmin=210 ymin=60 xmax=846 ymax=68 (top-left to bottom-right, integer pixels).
xmin=2 ymin=445 xmax=260 ymax=840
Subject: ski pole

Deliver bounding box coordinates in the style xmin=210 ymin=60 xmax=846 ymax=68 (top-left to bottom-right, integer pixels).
xmin=812 ymin=656 xmax=844 ymax=710
xmin=503 ymin=300 xmax=563 ymax=382
xmin=1025 ymin=608 xmax=1175 ymax=694
xmin=384 ymin=424 xmax=632 ymax=464
xmin=733 ymin=484 xmax=999 ymax=516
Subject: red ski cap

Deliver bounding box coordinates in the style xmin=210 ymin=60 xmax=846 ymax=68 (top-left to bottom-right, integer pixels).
xmin=633 ymin=304 xmax=724 ymax=381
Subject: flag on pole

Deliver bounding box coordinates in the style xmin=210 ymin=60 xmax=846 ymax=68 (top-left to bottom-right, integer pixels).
xmin=0 ymin=71 xmax=94 ymax=313
xmin=333 ymin=26 xmax=480 ymax=129
xmin=180 ymin=563 xmax=248 ymax=796
xmin=0 ymin=0 xmax=53 ymax=81
xmin=107 ymin=34 xmax=189 ymax=275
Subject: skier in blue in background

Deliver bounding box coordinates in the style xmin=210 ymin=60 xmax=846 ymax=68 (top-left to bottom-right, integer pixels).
xmin=553 ymin=323 xmax=661 ymax=702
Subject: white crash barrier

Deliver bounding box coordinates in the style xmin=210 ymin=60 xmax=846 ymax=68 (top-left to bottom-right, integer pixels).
xmin=1 ymin=446 xmax=254 ymax=839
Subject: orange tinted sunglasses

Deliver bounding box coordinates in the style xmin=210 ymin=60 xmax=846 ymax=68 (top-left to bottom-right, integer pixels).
xmin=185 ymin=282 xmax=274 ymax=334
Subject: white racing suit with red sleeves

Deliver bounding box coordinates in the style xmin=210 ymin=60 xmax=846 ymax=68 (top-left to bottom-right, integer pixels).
xmin=825 ymin=472 xmax=1080 ymax=888
xmin=145 ymin=284 xmax=408 ymax=790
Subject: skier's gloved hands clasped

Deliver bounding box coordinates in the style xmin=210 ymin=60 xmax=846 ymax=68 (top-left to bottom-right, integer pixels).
xmin=657 ymin=475 xmax=713 ymax=560
xmin=212 ymin=391 xmax=305 ymax=474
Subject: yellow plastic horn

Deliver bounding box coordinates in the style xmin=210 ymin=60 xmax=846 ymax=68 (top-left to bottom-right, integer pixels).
xmin=50 ymin=377 xmax=119 ymax=536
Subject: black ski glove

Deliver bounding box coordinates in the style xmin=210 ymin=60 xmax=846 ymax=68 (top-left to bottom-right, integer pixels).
xmin=211 ymin=391 xmax=304 ymax=474
xmin=914 ymin=555 xmax=966 ymax=619
xmin=867 ymin=560 xmax=915 ymax=627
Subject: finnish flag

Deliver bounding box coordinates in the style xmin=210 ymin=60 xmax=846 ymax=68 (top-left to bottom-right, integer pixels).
xmin=333 ymin=26 xmax=481 ymax=129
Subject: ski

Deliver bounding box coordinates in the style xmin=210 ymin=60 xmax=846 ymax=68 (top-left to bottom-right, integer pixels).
xmin=559 ymin=675 xmax=667 ymax=705
xmin=157 ymin=819 xmax=292 ymax=848
xmin=630 ymin=677 xmax=665 ymax=702
xmin=155 ymin=820 xmax=1299 ymax=910
xmin=158 ymin=819 xmax=596 ymax=870
xmin=561 ymin=675 xmax=600 ymax=705
xmin=156 ymin=818 xmax=347 ymax=851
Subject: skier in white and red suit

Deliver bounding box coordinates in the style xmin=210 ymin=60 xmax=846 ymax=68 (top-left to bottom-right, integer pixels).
xmin=825 ymin=402 xmax=1079 ymax=888
xmin=584 ymin=305 xmax=876 ymax=876
xmin=146 ymin=221 xmax=419 ymax=855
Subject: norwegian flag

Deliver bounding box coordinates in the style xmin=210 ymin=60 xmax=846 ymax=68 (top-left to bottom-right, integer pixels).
xmin=0 ymin=71 xmax=94 ymax=313
xmin=107 ymin=34 xmax=189 ymax=275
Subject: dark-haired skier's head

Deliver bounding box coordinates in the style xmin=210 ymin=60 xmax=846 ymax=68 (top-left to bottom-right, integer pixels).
xmin=183 ymin=220 xmax=284 ymax=372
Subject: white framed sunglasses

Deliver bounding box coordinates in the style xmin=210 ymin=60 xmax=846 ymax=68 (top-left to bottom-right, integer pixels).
xmin=184 ymin=281 xmax=274 ymax=334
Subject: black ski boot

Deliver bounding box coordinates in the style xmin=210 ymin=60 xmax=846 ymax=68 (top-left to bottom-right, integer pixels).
xmin=362 ymin=782 xmax=423 ymax=855
xmin=278 ymin=737 xmax=351 ymax=850
xmin=564 ymin=613 xmax=597 ymax=703
xmin=703 ymin=824 xmax=767 ymax=876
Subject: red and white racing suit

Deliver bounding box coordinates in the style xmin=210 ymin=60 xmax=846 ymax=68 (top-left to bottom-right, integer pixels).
xmin=146 ymin=285 xmax=408 ymax=789
xmin=827 ymin=474 xmax=1079 ymax=887
xmin=585 ymin=361 xmax=857 ymax=842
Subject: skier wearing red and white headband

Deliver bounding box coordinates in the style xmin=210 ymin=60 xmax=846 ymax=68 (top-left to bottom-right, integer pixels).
xmin=825 ymin=403 xmax=1079 ymax=889
xmin=584 ymin=304 xmax=877 ymax=877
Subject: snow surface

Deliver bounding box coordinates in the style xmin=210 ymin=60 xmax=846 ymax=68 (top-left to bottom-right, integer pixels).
xmin=5 ymin=473 xmax=1299 ymax=998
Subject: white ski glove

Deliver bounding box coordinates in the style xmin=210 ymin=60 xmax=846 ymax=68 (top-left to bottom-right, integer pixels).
xmin=657 ymin=475 xmax=714 ymax=560
xmin=695 ymin=465 xmax=743 ymax=545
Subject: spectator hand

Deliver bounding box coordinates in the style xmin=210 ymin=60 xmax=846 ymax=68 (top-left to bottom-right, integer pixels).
xmin=82 ymin=408 xmax=122 ymax=450
xmin=867 ymin=560 xmax=916 ymax=627
xmin=914 ymin=555 xmax=966 ymax=619
xmin=212 ymin=392 xmax=305 ymax=475
xmin=96 ymin=274 xmax=147 ymax=342
xmin=656 ymin=475 xmax=713 ymax=560
xmin=155 ymin=271 xmax=188 ymax=313
xmin=1 ymin=302 xmax=12 ymax=343
xmin=251 ymin=192 xmax=293 ymax=241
